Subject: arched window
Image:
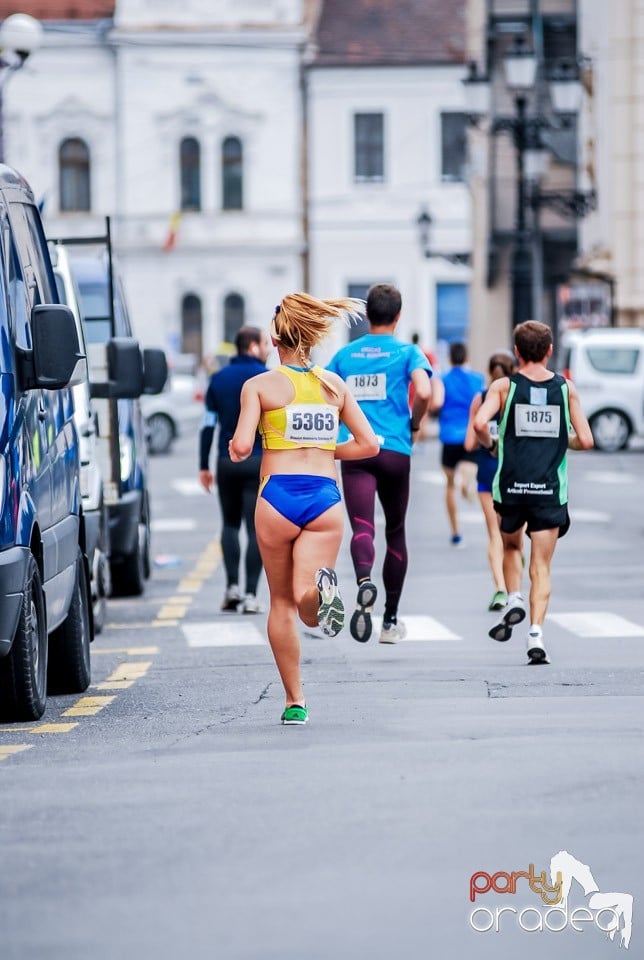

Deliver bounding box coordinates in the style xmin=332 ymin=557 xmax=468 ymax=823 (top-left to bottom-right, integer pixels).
xmin=180 ymin=137 xmax=201 ymax=211
xmin=223 ymin=293 xmax=245 ymax=343
xmin=181 ymin=293 xmax=203 ymax=360
xmin=222 ymin=136 xmax=243 ymax=210
xmin=59 ymin=138 xmax=90 ymax=212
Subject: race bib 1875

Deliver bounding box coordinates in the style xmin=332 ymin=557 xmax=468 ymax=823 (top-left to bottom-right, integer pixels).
xmin=347 ymin=373 xmax=387 ymax=401
xmin=284 ymin=404 xmax=338 ymax=444
xmin=514 ymin=403 xmax=560 ymax=438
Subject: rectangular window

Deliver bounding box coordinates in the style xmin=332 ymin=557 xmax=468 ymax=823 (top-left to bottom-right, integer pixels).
xmin=436 ymin=282 xmax=470 ymax=344
xmin=586 ymin=347 xmax=640 ymax=375
xmin=354 ymin=113 xmax=384 ymax=182
xmin=347 ymin=283 xmax=372 ymax=340
xmin=441 ymin=113 xmax=468 ymax=182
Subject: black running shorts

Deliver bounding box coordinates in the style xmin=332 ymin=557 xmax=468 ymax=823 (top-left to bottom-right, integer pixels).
xmin=494 ymin=502 xmax=571 ymax=539
xmin=441 ymin=442 xmax=478 ymax=470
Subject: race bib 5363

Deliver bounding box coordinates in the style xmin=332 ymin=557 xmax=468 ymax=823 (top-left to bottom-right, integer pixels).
xmin=285 ymin=404 xmax=338 ymax=444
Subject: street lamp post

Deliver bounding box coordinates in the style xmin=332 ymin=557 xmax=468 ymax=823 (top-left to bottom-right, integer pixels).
xmin=0 ymin=13 xmax=43 ymax=163
xmin=463 ymin=38 xmax=595 ymax=333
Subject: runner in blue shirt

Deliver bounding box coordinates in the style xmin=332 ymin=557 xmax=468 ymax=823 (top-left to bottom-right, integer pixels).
xmin=327 ymin=283 xmax=432 ymax=643
xmin=431 ymin=341 xmax=485 ymax=547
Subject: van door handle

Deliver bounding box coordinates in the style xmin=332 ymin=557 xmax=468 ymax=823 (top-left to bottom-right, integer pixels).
xmin=37 ymin=401 xmax=46 ymax=422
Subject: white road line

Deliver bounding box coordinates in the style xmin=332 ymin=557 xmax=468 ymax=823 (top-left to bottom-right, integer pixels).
xmin=584 ymin=470 xmax=637 ymax=485
xmin=183 ymin=621 xmax=267 ymax=647
xmin=372 ymin=615 xmax=460 ymax=641
xmin=417 ymin=471 xmax=445 ymax=486
xmin=151 ymin=518 xmax=197 ymax=533
xmin=171 ymin=479 xmax=204 ymax=497
xmin=568 ymin=508 xmax=611 ymax=523
xmin=548 ymin=612 xmax=644 ymax=638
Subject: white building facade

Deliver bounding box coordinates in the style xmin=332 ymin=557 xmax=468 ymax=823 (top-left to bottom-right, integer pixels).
xmin=306 ymin=2 xmax=470 ymax=365
xmin=4 ymin=0 xmax=311 ymax=359
xmin=3 ymin=0 xmax=471 ymax=364
xmin=306 ymin=63 xmax=471 ymax=364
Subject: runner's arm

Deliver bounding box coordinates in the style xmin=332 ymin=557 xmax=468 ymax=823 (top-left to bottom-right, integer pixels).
xmin=229 ymin=380 xmax=262 ymax=462
xmin=566 ymin=380 xmax=594 ymax=450
xmin=410 ymin=367 xmax=432 ymax=434
xmin=429 ymin=375 xmax=444 ymax=414
xmin=335 ymin=386 xmax=380 ymax=461
xmin=464 ymin=392 xmax=483 ymax=452
xmin=473 ymin=379 xmax=505 ymax=449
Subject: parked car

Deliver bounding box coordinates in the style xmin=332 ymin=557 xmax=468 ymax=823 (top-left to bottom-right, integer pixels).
xmin=0 ymin=165 xmax=92 ymax=720
xmin=49 ymin=224 xmax=167 ymax=596
xmin=559 ymin=328 xmax=644 ymax=451
xmin=140 ymin=371 xmax=204 ymax=454
xmin=50 ymin=242 xmax=110 ymax=631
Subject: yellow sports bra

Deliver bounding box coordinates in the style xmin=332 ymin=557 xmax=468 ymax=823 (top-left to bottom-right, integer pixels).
xmin=260 ymin=365 xmax=339 ymax=451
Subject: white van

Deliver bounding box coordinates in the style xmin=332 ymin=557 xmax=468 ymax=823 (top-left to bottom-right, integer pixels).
xmin=560 ymin=328 xmax=644 ymax=451
xmin=50 ymin=242 xmax=110 ymax=630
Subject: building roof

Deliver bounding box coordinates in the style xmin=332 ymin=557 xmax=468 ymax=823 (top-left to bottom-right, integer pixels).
xmin=0 ymin=1 xmax=114 ymax=19
xmin=312 ymin=0 xmax=466 ymax=66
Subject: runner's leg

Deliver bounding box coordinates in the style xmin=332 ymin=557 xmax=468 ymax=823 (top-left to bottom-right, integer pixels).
xmin=479 ymin=491 xmax=505 ymax=593
xmin=341 ymin=460 xmax=377 ymax=583
xmin=241 ymin=457 xmax=262 ymax=596
xmin=376 ymin=451 xmax=410 ymax=622
xmin=443 ymin=466 xmax=459 ymax=538
xmin=217 ymin=457 xmax=242 ymax=588
xmin=527 ymin=528 xmax=559 ymax=626
xmin=255 ymin=497 xmax=303 ymax=706
xmin=292 ymin=502 xmax=344 ymax=626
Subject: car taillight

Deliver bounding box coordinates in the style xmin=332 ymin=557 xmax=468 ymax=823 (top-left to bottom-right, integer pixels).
xmin=562 ymin=368 xmax=572 ymax=380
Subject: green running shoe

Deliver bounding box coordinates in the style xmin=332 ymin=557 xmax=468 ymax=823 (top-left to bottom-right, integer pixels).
xmin=316 ymin=567 xmax=344 ymax=637
xmin=281 ymin=704 xmax=308 ymax=725
xmin=488 ymin=590 xmax=508 ymax=612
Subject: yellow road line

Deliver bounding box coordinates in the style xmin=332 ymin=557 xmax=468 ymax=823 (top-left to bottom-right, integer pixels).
xmin=0 ymin=744 xmax=32 ymax=760
xmin=178 ymin=580 xmax=203 ymax=592
xmin=167 ymin=595 xmax=193 ymax=606
xmin=156 ymin=605 xmax=189 ymax=619
xmin=62 ymin=696 xmax=115 ymax=717
xmin=92 ymin=646 xmax=159 ymax=655
xmin=105 ymin=661 xmax=152 ymax=683
xmin=35 ymin=723 xmax=79 ymax=734
xmin=151 ymin=619 xmax=179 ymax=627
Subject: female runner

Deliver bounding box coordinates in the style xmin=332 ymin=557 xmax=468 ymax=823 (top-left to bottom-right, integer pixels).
xmin=229 ymin=294 xmax=379 ymax=725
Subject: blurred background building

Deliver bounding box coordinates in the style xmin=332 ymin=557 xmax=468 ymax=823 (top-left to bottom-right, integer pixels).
xmin=1 ymin=0 xmax=641 ymax=370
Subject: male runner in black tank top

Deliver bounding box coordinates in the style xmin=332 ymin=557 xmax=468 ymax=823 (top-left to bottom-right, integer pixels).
xmin=473 ymin=321 xmax=593 ymax=664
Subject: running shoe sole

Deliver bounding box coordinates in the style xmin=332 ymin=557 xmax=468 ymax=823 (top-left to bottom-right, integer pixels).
xmin=316 ymin=567 xmax=344 ymax=637
xmin=488 ymin=603 xmax=526 ymax=642
xmin=527 ymin=640 xmax=550 ymax=665
xmin=349 ymin=580 xmax=378 ymax=642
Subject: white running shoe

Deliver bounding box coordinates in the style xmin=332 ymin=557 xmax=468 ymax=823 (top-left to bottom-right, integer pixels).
xmin=221 ymin=584 xmax=242 ymax=612
xmin=315 ymin=567 xmax=344 ymax=637
xmin=527 ymin=631 xmax=550 ymax=664
xmin=240 ymin=594 xmax=262 ymax=614
xmin=488 ymin=595 xmax=526 ymax=642
xmin=379 ymin=619 xmax=407 ymax=644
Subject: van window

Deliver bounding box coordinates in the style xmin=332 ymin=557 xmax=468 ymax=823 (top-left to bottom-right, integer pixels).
xmin=3 ymin=228 xmax=30 ymax=350
xmin=586 ymin=347 xmax=640 ymax=375
xmin=75 ymin=278 xmax=112 ymax=343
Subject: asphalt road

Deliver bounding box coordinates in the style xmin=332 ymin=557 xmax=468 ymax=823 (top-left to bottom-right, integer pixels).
xmin=1 ymin=431 xmax=643 ymax=960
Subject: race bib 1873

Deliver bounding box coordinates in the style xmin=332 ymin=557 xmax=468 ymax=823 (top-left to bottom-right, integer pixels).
xmin=284 ymin=404 xmax=338 ymax=444
xmin=514 ymin=403 xmax=560 ymax=438
xmin=347 ymin=373 xmax=387 ymax=401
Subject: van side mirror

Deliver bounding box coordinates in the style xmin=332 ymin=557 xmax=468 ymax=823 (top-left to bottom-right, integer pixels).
xmin=17 ymin=304 xmax=87 ymax=391
xmin=90 ymin=337 xmax=144 ymax=399
xmin=142 ymin=348 xmax=168 ymax=395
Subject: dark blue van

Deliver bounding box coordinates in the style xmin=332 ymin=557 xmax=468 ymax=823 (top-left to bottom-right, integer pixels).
xmin=0 ymin=166 xmax=91 ymax=721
